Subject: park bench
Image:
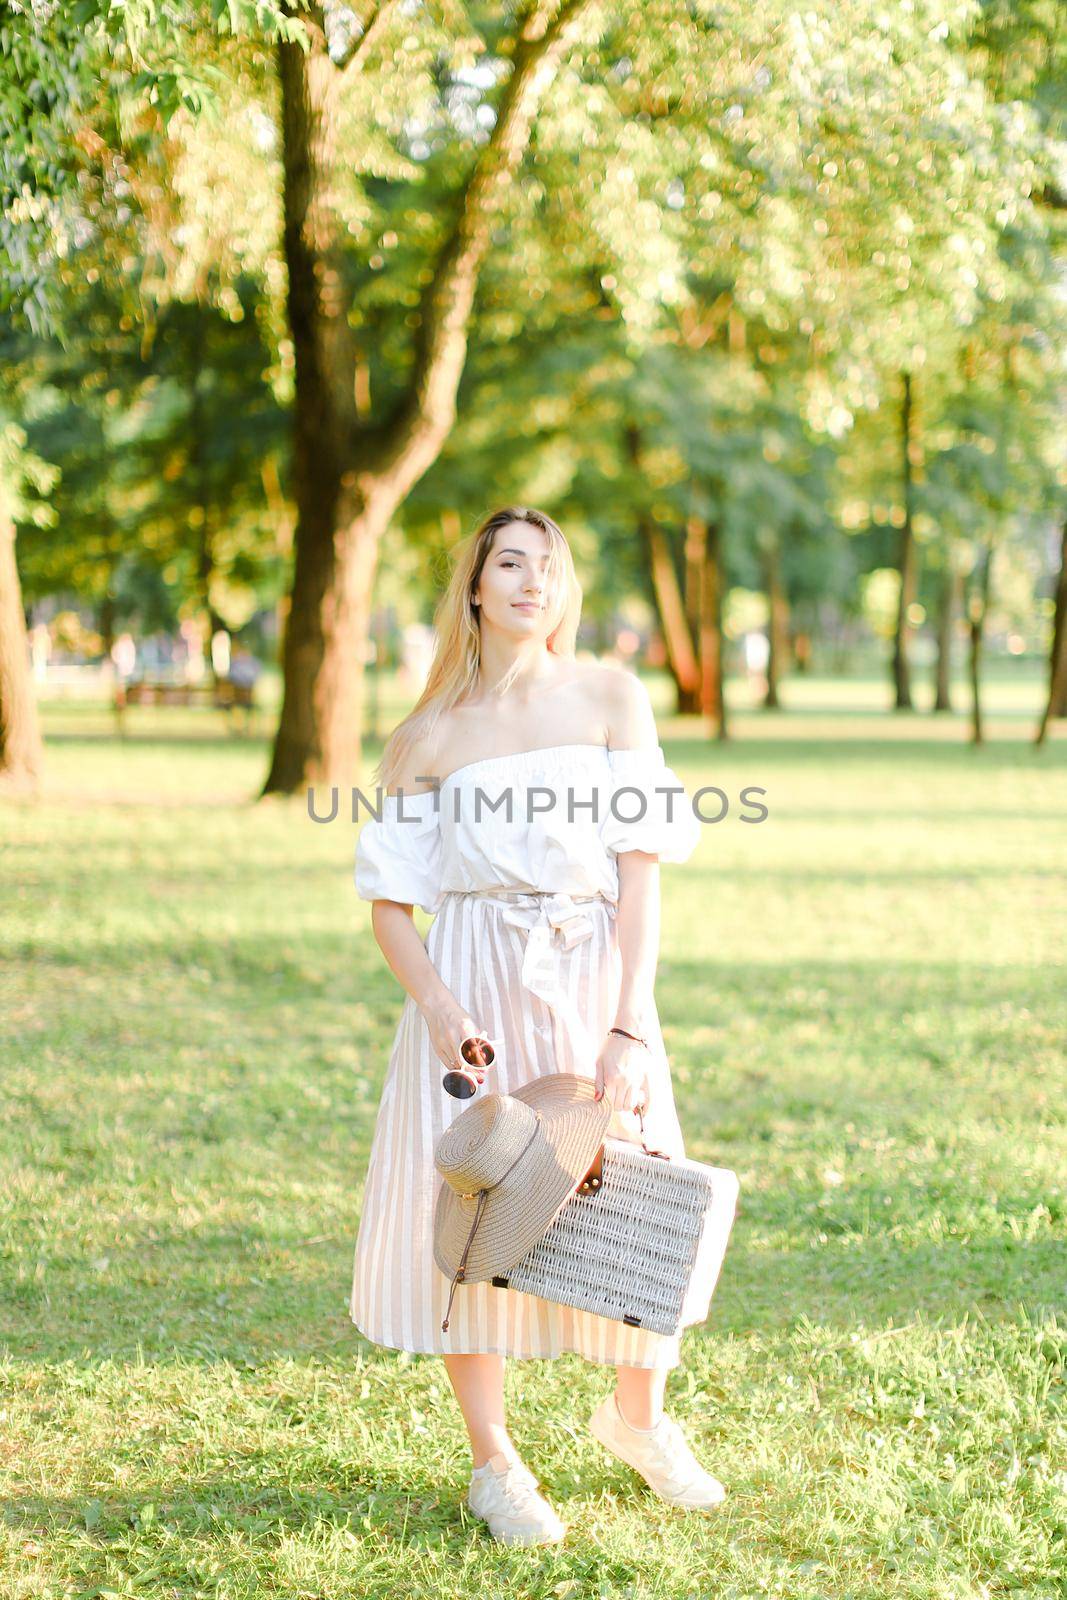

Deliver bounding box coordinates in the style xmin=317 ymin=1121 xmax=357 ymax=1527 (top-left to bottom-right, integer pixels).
xmin=113 ymin=676 xmax=257 ymax=733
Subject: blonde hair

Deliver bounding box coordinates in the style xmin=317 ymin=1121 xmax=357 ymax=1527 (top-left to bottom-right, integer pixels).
xmin=373 ymin=506 xmax=582 ymax=791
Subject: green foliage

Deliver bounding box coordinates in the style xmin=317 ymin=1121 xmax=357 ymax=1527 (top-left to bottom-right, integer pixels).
xmin=11 ymin=279 xmax=288 ymax=631
xmin=0 ymin=414 xmax=58 ymax=531
xmin=0 ymin=0 xmax=308 ymax=335
xmin=2 ymin=0 xmax=1063 ymax=660
xmin=0 ymin=3 xmax=94 ymax=333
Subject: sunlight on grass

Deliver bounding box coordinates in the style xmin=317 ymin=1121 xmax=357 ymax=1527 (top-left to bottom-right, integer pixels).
xmin=2 ymin=692 xmax=1064 ymax=1598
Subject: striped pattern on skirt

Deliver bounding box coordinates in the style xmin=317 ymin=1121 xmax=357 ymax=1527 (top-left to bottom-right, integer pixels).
xmin=349 ymin=888 xmax=690 ymax=1368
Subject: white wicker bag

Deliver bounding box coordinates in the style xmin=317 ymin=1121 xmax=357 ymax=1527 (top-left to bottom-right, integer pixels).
xmin=489 ymin=1115 xmax=740 ymax=1336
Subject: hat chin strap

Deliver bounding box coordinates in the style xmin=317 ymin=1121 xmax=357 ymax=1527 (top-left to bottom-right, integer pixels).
xmin=441 ymin=1113 xmax=542 ymax=1332
xmin=441 ymin=1187 xmax=489 ymax=1332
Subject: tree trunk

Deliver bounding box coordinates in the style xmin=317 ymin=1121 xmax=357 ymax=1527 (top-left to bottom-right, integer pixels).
xmin=683 ymin=514 xmax=704 ymax=711
xmin=969 ymin=536 xmax=994 ymax=747
xmin=892 ymin=370 xmax=919 ymax=710
xmin=647 ymin=517 xmax=700 ymax=713
xmin=189 ymin=332 xmax=226 ymax=661
xmin=932 ymin=555 xmax=958 ymax=713
xmin=97 ymin=590 xmax=116 ymax=663
xmin=625 ymin=426 xmax=699 ymax=713
xmin=701 ymin=520 xmax=727 ymax=739
xmin=261 ymin=452 xmax=293 ymax=669
xmin=1046 ymin=517 xmax=1067 ymax=716
xmin=0 ymin=509 xmax=43 ymax=788
xmin=197 ymin=525 xmax=226 ymax=647
xmin=969 ymin=607 xmax=983 ymax=746
xmin=262 ymin=1 xmax=594 ymax=794
xmin=763 ymin=538 xmax=789 ymax=709
xmin=1036 ymin=517 xmax=1067 ymax=745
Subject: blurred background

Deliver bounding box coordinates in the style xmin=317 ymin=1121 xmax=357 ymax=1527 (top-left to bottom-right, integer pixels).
xmin=1 ymin=0 xmax=1065 ymax=787
xmin=1 ymin=6 xmax=1064 ymax=1599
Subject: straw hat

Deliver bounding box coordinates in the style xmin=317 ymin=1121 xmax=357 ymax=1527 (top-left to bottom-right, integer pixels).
xmin=433 ymin=1073 xmax=612 ymax=1331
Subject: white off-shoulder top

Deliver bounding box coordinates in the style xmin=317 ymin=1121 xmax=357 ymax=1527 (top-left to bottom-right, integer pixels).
xmin=354 ymin=741 xmax=702 ymax=916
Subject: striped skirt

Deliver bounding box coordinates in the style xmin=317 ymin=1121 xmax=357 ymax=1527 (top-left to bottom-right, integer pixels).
xmin=349 ymin=887 xmax=691 ymax=1369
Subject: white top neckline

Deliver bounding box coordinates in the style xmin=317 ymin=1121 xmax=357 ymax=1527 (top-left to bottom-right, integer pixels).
xmin=438 ymin=736 xmax=614 ymax=787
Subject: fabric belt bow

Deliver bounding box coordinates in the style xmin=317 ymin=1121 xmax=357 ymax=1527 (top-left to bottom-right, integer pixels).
xmin=472 ymin=890 xmax=604 ymax=1069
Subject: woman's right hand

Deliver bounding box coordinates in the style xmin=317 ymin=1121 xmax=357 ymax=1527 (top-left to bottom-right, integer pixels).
xmin=420 ymin=995 xmax=489 ymax=1084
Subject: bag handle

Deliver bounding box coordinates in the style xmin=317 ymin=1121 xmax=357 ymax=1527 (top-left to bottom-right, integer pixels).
xmin=576 ymin=1105 xmax=670 ymax=1195
xmin=629 ymin=1103 xmax=671 ymax=1159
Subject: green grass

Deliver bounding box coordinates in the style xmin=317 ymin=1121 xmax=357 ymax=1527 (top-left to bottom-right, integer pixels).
xmin=1 ymin=673 xmax=1065 ymax=1599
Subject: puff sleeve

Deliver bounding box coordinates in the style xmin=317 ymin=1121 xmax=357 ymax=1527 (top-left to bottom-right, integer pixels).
xmin=354 ymin=788 xmax=443 ymax=915
xmin=600 ymin=745 xmax=702 ymax=864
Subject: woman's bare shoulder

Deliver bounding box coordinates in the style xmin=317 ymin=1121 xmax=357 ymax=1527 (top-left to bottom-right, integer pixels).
xmin=384 ymin=732 xmax=447 ymax=797
xmin=574 ymin=659 xmax=632 ymax=702
xmin=596 ymin=665 xmax=658 ymax=749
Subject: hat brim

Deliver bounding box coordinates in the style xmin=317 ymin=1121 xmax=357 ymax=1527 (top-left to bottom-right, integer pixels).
xmin=433 ymin=1074 xmax=611 ymax=1283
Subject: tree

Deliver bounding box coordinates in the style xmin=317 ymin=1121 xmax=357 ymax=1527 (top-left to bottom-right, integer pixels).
xmin=262 ymin=1 xmax=598 ymax=793
xmin=929 ymin=549 xmax=962 ymax=713
xmin=1037 ymin=518 xmax=1067 ymax=745
xmin=892 ymin=371 xmax=920 ymax=709
xmin=0 ymin=422 xmax=53 ymax=788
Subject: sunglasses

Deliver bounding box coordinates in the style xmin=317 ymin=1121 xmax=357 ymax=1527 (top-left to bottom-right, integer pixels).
xmin=442 ymin=1034 xmax=499 ymax=1099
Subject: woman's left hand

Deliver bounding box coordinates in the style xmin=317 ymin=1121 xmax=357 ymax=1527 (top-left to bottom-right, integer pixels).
xmin=594 ymin=1031 xmax=651 ymax=1119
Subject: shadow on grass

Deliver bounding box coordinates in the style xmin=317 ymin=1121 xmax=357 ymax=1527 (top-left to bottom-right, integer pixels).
xmin=40 ymin=728 xmax=271 ymax=749
xmin=31 ymin=725 xmax=1067 ymax=766
xmin=0 ymin=1467 xmax=486 ymax=1577
xmin=2 ymin=1197 xmax=1060 ymax=1368
xmin=2 ymin=925 xmax=1062 ymax=1366
xmin=663 ymin=732 xmax=1067 ymax=769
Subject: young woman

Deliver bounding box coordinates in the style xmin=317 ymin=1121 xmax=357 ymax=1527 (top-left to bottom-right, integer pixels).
xmin=350 ymin=506 xmax=725 ymax=1545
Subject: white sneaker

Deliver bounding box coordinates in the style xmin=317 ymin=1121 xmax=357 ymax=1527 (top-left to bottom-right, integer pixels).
xmin=466 ymin=1450 xmax=567 ymax=1546
xmin=588 ymin=1391 xmax=727 ymax=1510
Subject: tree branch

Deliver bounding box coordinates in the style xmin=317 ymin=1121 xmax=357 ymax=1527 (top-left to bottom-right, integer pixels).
xmin=366 ymin=0 xmax=595 ymax=500
xmin=338 ymin=0 xmax=404 ymax=80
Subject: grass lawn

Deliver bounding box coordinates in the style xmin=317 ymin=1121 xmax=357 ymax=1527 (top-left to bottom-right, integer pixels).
xmin=1 ymin=671 xmax=1064 ymax=1599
